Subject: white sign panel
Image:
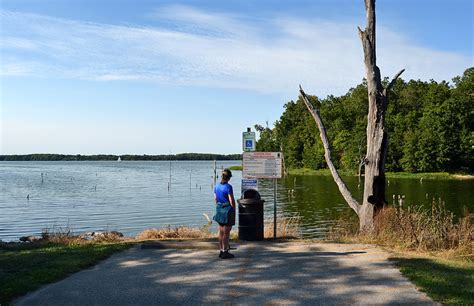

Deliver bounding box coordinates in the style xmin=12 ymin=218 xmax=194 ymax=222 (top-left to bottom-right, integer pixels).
xmin=242 ymin=131 xmax=256 ymax=152
xmin=241 ymin=179 xmax=258 ymax=192
xmin=243 ymin=152 xmax=282 ymax=179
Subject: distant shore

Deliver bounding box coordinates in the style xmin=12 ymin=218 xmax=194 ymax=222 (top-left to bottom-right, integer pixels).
xmin=0 ymin=153 xmax=242 ymax=161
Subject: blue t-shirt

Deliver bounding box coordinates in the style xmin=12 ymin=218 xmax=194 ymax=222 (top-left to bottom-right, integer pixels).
xmin=214 ymin=182 xmax=233 ymax=203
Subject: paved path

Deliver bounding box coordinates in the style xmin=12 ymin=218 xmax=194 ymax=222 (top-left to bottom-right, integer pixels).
xmin=14 ymin=241 xmax=436 ymax=305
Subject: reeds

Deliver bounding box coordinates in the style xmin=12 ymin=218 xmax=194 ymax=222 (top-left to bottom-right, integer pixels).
xmin=374 ymin=199 xmax=473 ymax=253
xmin=329 ymin=198 xmax=473 ymax=257
xmin=264 ymin=215 xmax=301 ymax=239
xmin=41 ymin=226 xmax=79 ymax=244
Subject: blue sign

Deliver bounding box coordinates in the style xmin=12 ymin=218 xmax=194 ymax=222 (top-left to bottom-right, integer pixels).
xmin=241 ymin=179 xmax=258 ymax=191
xmin=242 ymin=131 xmax=256 ymax=151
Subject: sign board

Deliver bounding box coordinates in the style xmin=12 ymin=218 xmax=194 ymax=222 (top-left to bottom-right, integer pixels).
xmin=242 ymin=131 xmax=256 ymax=152
xmin=243 ymin=152 xmax=282 ymax=179
xmin=241 ymin=179 xmax=258 ymax=192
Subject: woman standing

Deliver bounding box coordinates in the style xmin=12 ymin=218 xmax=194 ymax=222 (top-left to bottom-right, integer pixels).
xmin=213 ymin=168 xmax=236 ymax=259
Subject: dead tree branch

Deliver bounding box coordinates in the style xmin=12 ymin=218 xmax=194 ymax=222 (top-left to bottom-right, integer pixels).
xmin=299 ymin=85 xmax=360 ymax=214
xmin=384 ymin=69 xmax=406 ymax=95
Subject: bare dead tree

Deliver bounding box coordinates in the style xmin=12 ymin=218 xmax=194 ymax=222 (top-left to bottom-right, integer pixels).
xmin=300 ymin=0 xmax=404 ymax=232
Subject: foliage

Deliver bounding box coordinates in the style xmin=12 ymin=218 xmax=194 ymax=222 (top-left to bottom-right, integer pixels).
xmin=254 ymin=123 xmax=279 ymax=152
xmin=255 ymin=68 xmax=474 ymax=173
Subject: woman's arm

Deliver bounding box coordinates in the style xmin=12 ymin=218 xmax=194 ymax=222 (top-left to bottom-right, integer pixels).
xmin=228 ymin=193 xmax=236 ymax=209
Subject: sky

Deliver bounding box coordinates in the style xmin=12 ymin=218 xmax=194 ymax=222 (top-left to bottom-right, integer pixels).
xmin=1 ymin=0 xmax=473 ymax=155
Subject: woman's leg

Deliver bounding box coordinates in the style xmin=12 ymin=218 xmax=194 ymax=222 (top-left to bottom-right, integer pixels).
xmin=224 ymin=225 xmax=232 ymax=251
xmin=218 ymin=224 xmax=224 ymax=251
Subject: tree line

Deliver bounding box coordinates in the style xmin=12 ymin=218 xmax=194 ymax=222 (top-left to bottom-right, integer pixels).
xmin=255 ymin=68 xmax=473 ymax=173
xmin=0 ymin=153 xmax=242 ymax=161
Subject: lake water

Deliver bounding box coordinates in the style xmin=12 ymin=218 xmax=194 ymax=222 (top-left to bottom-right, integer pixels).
xmin=1 ymin=161 xmax=473 ymax=241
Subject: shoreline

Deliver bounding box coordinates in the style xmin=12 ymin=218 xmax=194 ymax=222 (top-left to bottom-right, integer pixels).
xmin=287 ymin=168 xmax=474 ymax=180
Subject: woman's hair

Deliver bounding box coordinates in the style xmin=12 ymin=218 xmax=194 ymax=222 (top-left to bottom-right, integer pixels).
xmin=221 ymin=168 xmax=232 ymax=183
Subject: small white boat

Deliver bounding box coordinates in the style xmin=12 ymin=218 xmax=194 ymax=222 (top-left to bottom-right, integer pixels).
xmin=117 ymin=156 xmax=122 ymax=162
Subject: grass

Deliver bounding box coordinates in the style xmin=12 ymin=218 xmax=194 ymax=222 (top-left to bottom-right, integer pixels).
xmin=390 ymin=254 xmax=474 ymax=305
xmin=288 ymin=168 xmax=473 ymax=180
xmin=385 ymin=172 xmax=472 ymax=180
xmin=288 ymin=168 xmax=349 ymax=176
xmin=228 ymin=165 xmax=243 ymax=171
xmin=0 ymin=241 xmax=134 ymax=305
xmin=374 ymin=203 xmax=472 ymax=253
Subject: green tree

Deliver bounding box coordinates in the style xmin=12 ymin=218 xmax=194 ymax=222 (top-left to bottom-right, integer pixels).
xmin=253 ymin=68 xmax=473 ymax=174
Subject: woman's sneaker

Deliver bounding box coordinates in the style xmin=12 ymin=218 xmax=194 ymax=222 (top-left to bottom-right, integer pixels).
xmin=221 ymin=250 xmax=234 ymax=259
xmin=219 ymin=251 xmax=224 ymax=258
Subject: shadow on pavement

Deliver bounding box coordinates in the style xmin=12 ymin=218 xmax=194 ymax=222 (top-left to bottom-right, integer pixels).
xmin=15 ymin=242 xmax=436 ymax=305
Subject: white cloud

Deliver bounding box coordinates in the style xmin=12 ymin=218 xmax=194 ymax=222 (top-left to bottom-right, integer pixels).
xmin=0 ymin=7 xmax=472 ymax=96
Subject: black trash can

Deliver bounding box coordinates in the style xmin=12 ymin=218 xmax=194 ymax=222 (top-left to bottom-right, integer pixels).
xmin=237 ymin=189 xmax=265 ymax=241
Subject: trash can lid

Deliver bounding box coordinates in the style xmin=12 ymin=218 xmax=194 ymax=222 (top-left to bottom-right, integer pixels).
xmin=241 ymin=189 xmax=261 ymax=200
xmin=237 ymin=198 xmax=265 ymax=205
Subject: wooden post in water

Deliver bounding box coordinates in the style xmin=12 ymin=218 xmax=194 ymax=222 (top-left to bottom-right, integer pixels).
xmin=169 ymin=155 xmax=172 ymax=190
xmin=213 ymin=160 xmax=217 ymax=185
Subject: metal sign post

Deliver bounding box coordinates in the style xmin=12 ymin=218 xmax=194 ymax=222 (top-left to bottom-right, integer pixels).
xmin=273 ymin=178 xmax=277 ymax=238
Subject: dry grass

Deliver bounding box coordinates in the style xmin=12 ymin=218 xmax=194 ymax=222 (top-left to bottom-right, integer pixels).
xmin=136 ymin=225 xmax=215 ymax=240
xmin=21 ymin=218 xmax=301 ymax=245
xmin=39 ymin=227 xmax=127 ymax=245
xmin=40 ymin=227 xmax=81 ymax=244
xmin=329 ymin=199 xmax=473 ymax=259
xmin=264 ymin=215 xmax=301 ymax=239
xmin=137 ymin=215 xmax=301 ymax=241
xmin=373 ymin=201 xmax=473 ymax=256
xmin=326 ymin=210 xmax=360 ymax=241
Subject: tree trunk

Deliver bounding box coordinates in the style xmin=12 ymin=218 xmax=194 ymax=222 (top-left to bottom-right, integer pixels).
xmin=299 ymin=0 xmax=404 ymax=233
xmin=358 ymin=0 xmax=404 ymax=232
